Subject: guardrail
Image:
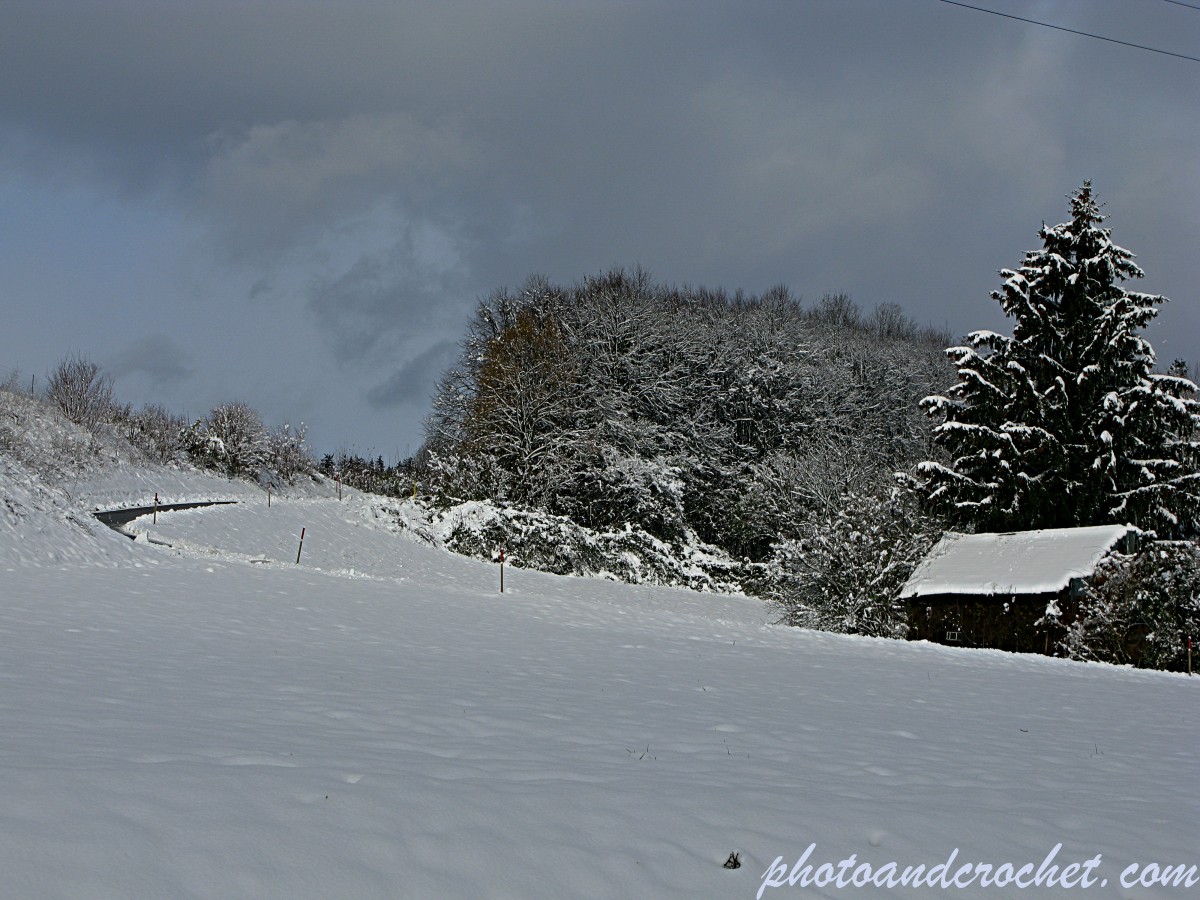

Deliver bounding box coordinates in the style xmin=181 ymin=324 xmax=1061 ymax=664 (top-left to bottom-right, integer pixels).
xmin=94 ymin=500 xmax=239 ymax=531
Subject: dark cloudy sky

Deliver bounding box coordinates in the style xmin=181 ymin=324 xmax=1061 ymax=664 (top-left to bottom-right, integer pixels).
xmin=2 ymin=1 xmax=1197 ymax=457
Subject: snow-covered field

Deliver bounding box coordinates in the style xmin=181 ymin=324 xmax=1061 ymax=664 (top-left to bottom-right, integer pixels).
xmin=1 ymin=455 xmax=1197 ymax=898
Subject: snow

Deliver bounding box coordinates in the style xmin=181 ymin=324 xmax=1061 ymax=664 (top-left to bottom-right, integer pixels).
xmin=2 ymin=457 xmax=1197 ymax=897
xmin=900 ymin=525 xmax=1128 ymax=599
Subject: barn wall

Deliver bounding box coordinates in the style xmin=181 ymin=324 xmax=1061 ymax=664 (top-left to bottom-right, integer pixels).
xmin=907 ymin=591 xmax=1072 ymax=654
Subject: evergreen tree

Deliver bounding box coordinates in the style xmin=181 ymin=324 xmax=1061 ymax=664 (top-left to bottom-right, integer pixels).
xmin=917 ymin=183 xmax=1200 ymax=536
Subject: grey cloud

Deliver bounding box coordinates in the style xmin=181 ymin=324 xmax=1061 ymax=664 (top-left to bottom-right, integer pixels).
xmin=199 ymin=112 xmax=482 ymax=260
xmin=106 ymin=335 xmax=194 ymax=385
xmin=190 ymin=108 xmax=492 ymax=371
xmin=307 ymin=213 xmax=474 ymax=365
xmin=366 ymin=340 xmax=460 ymax=409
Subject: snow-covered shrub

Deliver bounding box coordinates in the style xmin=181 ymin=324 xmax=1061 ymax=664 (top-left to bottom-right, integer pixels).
xmin=421 ymin=450 xmax=513 ymax=505
xmin=0 ymin=381 xmax=135 ymax=485
xmin=1060 ymin=541 xmax=1200 ymax=670
xmin=267 ymin=423 xmax=316 ymax=481
xmin=201 ymin=402 xmax=268 ymax=477
xmin=552 ymin=450 xmax=688 ymax=542
xmin=761 ymin=491 xmax=940 ymax=638
xmin=45 ymin=353 xmax=116 ymax=432
xmin=124 ymin=403 xmax=190 ymax=464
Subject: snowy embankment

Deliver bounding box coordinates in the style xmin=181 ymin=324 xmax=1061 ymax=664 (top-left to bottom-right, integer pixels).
xmin=1 ymin=459 xmax=1197 ymax=899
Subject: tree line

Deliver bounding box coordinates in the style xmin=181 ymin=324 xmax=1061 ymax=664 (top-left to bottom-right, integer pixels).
xmin=422 ymin=268 xmax=954 ymax=562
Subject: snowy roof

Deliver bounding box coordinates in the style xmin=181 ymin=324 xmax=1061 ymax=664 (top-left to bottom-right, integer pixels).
xmin=899 ymin=525 xmax=1128 ymax=599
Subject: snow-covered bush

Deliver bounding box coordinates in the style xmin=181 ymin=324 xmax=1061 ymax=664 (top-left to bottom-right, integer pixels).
xmin=267 ymin=423 xmax=316 ymax=481
xmin=8 ymin=356 xmax=315 ymax=490
xmin=421 ymin=450 xmax=513 ymax=505
xmin=552 ymin=450 xmax=688 ymax=542
xmin=0 ymin=379 xmax=136 ymax=485
xmin=124 ymin=403 xmax=190 ymax=464
xmin=1060 ymin=541 xmax=1200 ymax=670
xmin=45 ymin=353 xmax=116 ymax=432
xmin=761 ymin=491 xmax=940 ymax=638
xmin=201 ymin=402 xmax=269 ymax=477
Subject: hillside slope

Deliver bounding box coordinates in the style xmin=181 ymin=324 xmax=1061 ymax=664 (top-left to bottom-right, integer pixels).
xmin=0 ymin=439 xmax=1195 ymax=898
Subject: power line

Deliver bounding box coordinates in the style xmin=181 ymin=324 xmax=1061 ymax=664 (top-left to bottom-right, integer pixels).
xmin=936 ymin=0 xmax=1200 ymax=63
xmin=1161 ymin=0 xmax=1200 ymax=12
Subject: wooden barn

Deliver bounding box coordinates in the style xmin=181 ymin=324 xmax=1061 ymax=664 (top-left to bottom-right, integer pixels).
xmin=900 ymin=525 xmax=1130 ymax=654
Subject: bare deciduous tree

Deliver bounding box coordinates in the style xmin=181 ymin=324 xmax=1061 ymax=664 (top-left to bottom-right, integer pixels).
xmin=46 ymin=354 xmax=115 ymax=431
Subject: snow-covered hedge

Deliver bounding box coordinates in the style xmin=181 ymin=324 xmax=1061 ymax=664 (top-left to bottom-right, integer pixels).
xmin=380 ymin=498 xmax=744 ymax=593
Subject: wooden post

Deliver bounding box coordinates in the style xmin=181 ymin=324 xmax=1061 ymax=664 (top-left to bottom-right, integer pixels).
xmin=1189 ymin=636 xmax=1193 ymax=676
xmin=267 ymin=480 xmax=272 ymax=507
xmin=500 ymin=547 xmax=505 ymax=594
xmin=337 ymin=476 xmax=342 ymax=501
xmin=296 ymin=527 xmax=305 ymax=564
xmin=153 ymin=492 xmax=158 ymax=525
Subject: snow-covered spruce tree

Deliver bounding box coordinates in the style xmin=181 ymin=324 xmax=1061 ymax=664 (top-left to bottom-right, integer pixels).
xmin=916 ymin=183 xmax=1200 ymax=537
